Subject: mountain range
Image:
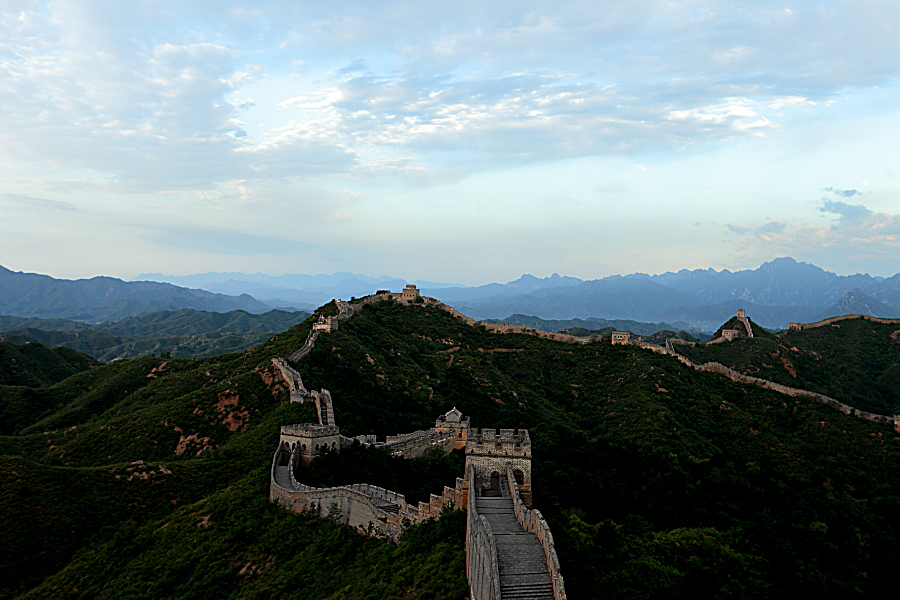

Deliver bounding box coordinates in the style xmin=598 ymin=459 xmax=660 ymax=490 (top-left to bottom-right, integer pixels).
xmin=0 ymin=265 xmax=271 ymax=322
xmin=5 ymin=258 xmax=900 ymax=332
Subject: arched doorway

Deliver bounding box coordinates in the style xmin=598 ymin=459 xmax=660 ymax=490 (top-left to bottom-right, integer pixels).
xmin=513 ymin=469 xmax=525 ymax=486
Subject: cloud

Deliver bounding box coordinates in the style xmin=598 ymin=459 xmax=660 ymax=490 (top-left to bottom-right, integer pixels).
xmin=3 ymin=0 xmax=899 ymax=190
xmin=820 ymin=200 xmax=873 ymax=225
xmin=133 ymin=223 xmax=309 ymax=256
xmin=823 ymin=187 xmax=862 ymax=198
xmin=2 ymin=193 xmax=79 ymax=211
xmin=727 ymin=201 xmax=900 ymax=273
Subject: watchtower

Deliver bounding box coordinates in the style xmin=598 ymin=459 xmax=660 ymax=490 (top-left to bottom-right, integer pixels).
xmin=737 ymin=309 xmax=746 ymax=318
xmin=279 ymin=424 xmax=342 ymax=466
xmin=611 ymin=331 xmax=630 ymax=345
xmin=400 ymin=284 xmax=421 ymax=302
xmin=435 ymin=407 xmax=470 ymax=449
xmin=312 ymin=315 xmax=338 ymax=333
xmin=466 ymin=428 xmax=532 ymax=505
xmin=788 ymin=322 xmax=802 ymax=331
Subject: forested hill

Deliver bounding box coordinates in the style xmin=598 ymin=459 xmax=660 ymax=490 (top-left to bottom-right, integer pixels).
xmin=0 ymin=341 xmax=98 ymax=388
xmin=676 ymin=317 xmax=900 ymax=416
xmin=0 ymin=309 xmax=310 ymax=362
xmin=2 ymin=300 xmax=900 ymax=599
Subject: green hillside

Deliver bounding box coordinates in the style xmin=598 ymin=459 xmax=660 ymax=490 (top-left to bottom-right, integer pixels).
xmin=2 ymin=301 xmax=900 ymax=598
xmin=676 ymin=317 xmax=900 ymax=415
xmin=0 ymin=309 xmax=310 ymax=362
xmin=0 ymin=341 xmax=99 ymax=388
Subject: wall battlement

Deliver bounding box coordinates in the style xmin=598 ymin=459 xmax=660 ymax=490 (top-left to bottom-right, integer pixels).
xmin=280 ymin=423 xmax=339 ymax=437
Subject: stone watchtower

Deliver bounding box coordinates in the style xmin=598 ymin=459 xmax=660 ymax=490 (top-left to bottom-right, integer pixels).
xmin=465 ymin=428 xmax=533 ymax=506
xmin=279 ymin=424 xmax=341 ymax=466
xmin=400 ymin=284 xmax=421 ymax=302
xmin=435 ymin=407 xmax=470 ymax=450
xmin=312 ymin=315 xmax=338 ymax=333
xmin=611 ymin=331 xmax=630 ymax=345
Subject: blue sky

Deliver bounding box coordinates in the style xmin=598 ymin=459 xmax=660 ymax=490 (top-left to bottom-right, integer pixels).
xmin=2 ymin=0 xmax=899 ymax=284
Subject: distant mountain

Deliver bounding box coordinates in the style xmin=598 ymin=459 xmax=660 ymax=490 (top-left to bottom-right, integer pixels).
xmin=0 ymin=266 xmax=272 ymax=322
xmin=648 ymin=257 xmax=887 ymax=306
xmin=439 ymin=277 xmax=703 ymax=321
xmin=812 ymin=289 xmax=900 ymax=321
xmin=484 ymin=314 xmax=708 ymax=338
xmin=112 ymin=258 xmax=900 ymax=331
xmin=424 ymin=273 xmax=583 ymax=303
xmin=431 ymin=258 xmax=900 ymax=331
xmin=135 ymin=271 xmax=464 ymax=309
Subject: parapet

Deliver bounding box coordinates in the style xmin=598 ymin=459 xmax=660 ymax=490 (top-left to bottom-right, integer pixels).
xmin=467 ymin=428 xmax=531 ymax=459
xmin=281 ymin=424 xmax=340 ymax=438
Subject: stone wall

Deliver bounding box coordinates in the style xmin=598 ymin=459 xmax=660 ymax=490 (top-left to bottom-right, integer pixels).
xmin=787 ymin=313 xmax=900 ymax=331
xmin=466 ymin=464 xmax=501 ymax=600
xmin=387 ymin=429 xmax=456 ymax=458
xmin=635 ymin=340 xmax=900 ymax=430
xmin=289 ymin=328 xmax=320 ymax=362
xmin=271 ymin=357 xmax=307 ymax=400
xmin=506 ymin=466 xmax=567 ymax=600
xmin=696 ymin=361 xmax=900 ymax=429
xmin=270 ymin=444 xmax=469 ymax=542
xmin=736 ymin=316 xmax=754 ymax=338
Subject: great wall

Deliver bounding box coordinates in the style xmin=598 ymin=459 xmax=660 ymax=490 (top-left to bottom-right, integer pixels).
xmin=657 ymin=310 xmax=900 ymax=431
xmin=267 ymin=288 xmax=900 ymax=599
xmin=269 ymin=284 xmax=566 ymax=600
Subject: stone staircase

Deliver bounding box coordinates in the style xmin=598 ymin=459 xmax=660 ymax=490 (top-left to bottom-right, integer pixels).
xmin=737 ymin=316 xmax=754 ymax=338
xmin=475 ymin=480 xmax=555 ymax=600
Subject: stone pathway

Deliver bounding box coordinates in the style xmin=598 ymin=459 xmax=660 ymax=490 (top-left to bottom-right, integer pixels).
xmin=475 ymin=479 xmax=555 ymax=600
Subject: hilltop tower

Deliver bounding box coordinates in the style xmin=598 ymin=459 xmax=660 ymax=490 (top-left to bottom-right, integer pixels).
xmin=465 ymin=428 xmax=532 ymax=506
xmin=611 ymin=331 xmax=630 ymax=345
xmin=435 ymin=407 xmax=470 ymax=450
xmin=400 ymin=284 xmax=421 ymax=302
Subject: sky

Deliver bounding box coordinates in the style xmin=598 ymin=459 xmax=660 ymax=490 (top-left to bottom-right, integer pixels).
xmin=2 ymin=0 xmax=899 ymax=285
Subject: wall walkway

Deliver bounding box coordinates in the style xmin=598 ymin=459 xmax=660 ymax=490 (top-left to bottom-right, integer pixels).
xmin=466 ymin=465 xmax=560 ymax=600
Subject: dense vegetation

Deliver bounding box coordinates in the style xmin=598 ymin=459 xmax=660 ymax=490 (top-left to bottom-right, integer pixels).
xmin=0 ymin=341 xmax=98 ymax=388
xmin=2 ymin=300 xmax=900 ymax=599
xmin=677 ymin=317 xmax=900 ymax=415
xmin=0 ymin=309 xmax=309 ymax=362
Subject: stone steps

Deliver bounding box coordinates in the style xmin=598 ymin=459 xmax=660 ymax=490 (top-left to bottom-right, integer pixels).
xmin=500 ymin=581 xmax=555 ymax=600
xmin=474 ymin=479 xmax=555 ymax=600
